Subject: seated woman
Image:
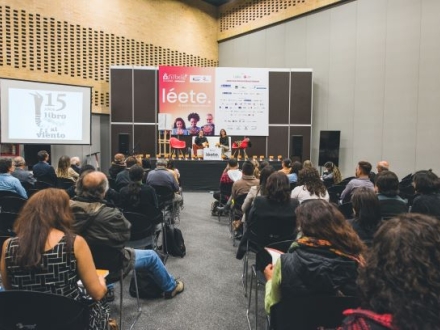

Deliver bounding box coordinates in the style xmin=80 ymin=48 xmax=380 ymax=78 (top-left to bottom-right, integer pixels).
xmin=410 ymin=169 xmax=440 ymax=219
xmin=291 ymin=167 xmax=329 ymax=203
xmin=264 ymin=200 xmax=366 ymax=314
xmin=349 ymin=187 xmax=382 ymax=247
xmin=216 ymin=129 xmax=230 ymax=157
xmin=287 ymin=161 xmax=302 ymax=185
xmin=56 ymin=155 xmax=79 ymax=182
xmin=278 ymin=158 xmax=292 ymax=175
xmin=322 ymin=161 xmax=342 ymax=187
xmin=341 ymin=213 xmax=440 ymax=329
xmin=0 ymin=188 xmax=109 ymax=329
xmin=236 ymin=172 xmax=300 ymax=260
xmin=119 ymin=165 xmax=163 ymax=224
xmin=375 ymin=170 xmax=408 ymax=220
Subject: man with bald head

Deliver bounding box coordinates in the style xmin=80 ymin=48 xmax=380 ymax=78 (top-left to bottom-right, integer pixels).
xmin=70 ymin=171 xmax=184 ymax=299
xmin=12 ymin=156 xmax=36 ymax=186
xmin=377 ymin=160 xmax=389 ymax=173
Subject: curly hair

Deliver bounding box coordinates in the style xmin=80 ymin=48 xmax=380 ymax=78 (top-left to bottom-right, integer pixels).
xmin=358 ymin=213 xmax=440 ymax=329
xmin=187 ymin=112 xmax=200 ymax=122
xmin=297 ymin=167 xmax=327 ymax=197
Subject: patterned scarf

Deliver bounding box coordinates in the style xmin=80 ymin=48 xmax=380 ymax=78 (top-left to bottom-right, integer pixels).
xmin=340 ymin=309 xmax=394 ymax=330
xmin=288 ymin=236 xmax=365 ymax=266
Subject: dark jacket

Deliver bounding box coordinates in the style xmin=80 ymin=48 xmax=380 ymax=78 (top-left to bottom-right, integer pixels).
xmin=280 ymin=246 xmax=358 ymax=297
xmin=108 ymin=163 xmax=126 ymax=179
xmin=32 ymin=161 xmax=57 ymax=186
xmin=70 ymin=197 xmax=134 ymax=282
xmin=348 ymin=219 xmax=376 ymax=248
xmin=411 ymin=193 xmax=440 ymax=219
xmin=119 ymin=184 xmax=163 ymax=224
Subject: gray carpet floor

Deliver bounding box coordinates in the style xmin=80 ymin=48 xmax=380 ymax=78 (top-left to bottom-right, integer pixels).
xmin=110 ymin=191 xmax=267 ymax=330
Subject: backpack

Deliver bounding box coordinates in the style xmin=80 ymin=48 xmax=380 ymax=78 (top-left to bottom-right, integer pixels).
xmin=165 ymin=224 xmax=186 ymax=258
xmin=211 ymin=200 xmax=220 ymax=216
xmin=129 ymin=270 xmax=163 ymax=299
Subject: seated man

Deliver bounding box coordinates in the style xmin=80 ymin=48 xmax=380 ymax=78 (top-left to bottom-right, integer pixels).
xmin=0 ymin=158 xmax=28 ymax=199
xmin=192 ymin=130 xmax=209 ymax=157
xmin=340 ymin=161 xmax=374 ymax=203
xmin=213 ymin=158 xmax=242 ymax=204
xmin=32 ymin=150 xmax=57 ymax=186
xmin=375 ymin=170 xmax=408 ymax=220
xmin=70 ymin=171 xmax=184 ymax=299
xmin=108 ymin=153 xmax=126 ymax=179
xmin=11 ymin=156 xmax=36 ymax=187
xmin=115 ymin=156 xmax=137 ymax=191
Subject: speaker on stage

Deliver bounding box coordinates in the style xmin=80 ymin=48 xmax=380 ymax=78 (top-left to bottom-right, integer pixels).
xmin=318 ymin=131 xmax=340 ymax=166
xmin=118 ymin=133 xmax=130 ymax=155
xmin=290 ymin=135 xmax=303 ymax=163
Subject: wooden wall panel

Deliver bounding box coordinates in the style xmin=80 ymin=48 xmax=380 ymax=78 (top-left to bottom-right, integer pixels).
xmin=110 ymin=69 xmax=132 ymax=122
xmin=269 ymin=71 xmax=290 ymax=124
xmin=290 ymin=71 xmax=312 ymax=125
xmin=133 ymin=69 xmax=157 ymax=123
xmin=134 ymin=125 xmax=156 ymax=157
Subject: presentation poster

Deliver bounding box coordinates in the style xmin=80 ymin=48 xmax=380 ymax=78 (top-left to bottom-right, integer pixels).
xmin=215 ymin=68 xmax=269 ymax=136
xmin=159 ymin=66 xmax=216 ymax=136
xmin=8 ymin=88 xmax=83 ymax=140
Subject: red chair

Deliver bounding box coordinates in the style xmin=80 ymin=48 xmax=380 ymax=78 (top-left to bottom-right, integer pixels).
xmin=169 ymin=137 xmax=186 ymax=158
xmin=232 ymin=138 xmax=250 ymax=159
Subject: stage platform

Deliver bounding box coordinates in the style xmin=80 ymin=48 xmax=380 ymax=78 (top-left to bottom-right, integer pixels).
xmin=151 ymin=159 xmax=282 ymax=191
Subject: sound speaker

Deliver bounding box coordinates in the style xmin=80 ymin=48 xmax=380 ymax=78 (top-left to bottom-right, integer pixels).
xmin=118 ymin=133 xmax=130 ymax=155
xmin=290 ymin=135 xmax=303 ymax=163
xmin=318 ymin=131 xmax=341 ymax=166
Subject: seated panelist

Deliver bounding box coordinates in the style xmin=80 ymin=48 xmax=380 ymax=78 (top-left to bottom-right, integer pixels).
xmin=192 ymin=130 xmax=209 ymax=157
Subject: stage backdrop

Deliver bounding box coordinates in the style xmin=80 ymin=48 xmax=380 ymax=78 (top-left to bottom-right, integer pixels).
xmin=159 ymin=66 xmax=269 ymax=137
xmin=110 ymin=66 xmax=312 ymax=174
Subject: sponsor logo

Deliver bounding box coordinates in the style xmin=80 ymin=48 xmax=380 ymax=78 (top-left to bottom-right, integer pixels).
xmin=190 ymin=75 xmax=212 ymax=83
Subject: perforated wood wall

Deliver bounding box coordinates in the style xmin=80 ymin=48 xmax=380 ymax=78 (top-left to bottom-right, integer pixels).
xmin=0 ymin=1 xmax=218 ymax=114
xmin=218 ymin=0 xmax=348 ymax=40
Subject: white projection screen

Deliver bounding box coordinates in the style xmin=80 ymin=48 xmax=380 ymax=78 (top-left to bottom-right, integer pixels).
xmin=0 ymin=79 xmax=92 ymax=145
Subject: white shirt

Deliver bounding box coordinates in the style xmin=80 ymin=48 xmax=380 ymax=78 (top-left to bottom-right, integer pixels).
xmin=291 ymin=185 xmax=329 ymax=203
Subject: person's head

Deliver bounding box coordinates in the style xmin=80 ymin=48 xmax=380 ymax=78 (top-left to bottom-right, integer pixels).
xmin=206 ymin=113 xmax=213 ymax=123
xmin=156 ymin=158 xmax=168 ymax=168
xmin=13 ymin=188 xmax=74 ymax=268
xmin=57 ymin=155 xmax=71 ymax=171
xmin=282 ymin=158 xmax=291 ymax=169
xmin=324 ymin=161 xmax=335 ymax=172
xmin=259 ymin=160 xmax=270 ymax=171
xmin=351 ymin=187 xmax=381 ymax=230
xmin=324 ymin=161 xmax=342 ymax=184
xmin=303 ymin=160 xmax=313 ymax=169
xmin=220 ymin=129 xmax=227 ymax=137
xmin=297 ymin=167 xmax=327 ymax=197
xmin=412 ymin=170 xmax=440 ymax=194
xmin=0 ymin=158 xmax=13 ymax=174
xmin=37 ymin=150 xmax=49 ymax=162
xmin=242 ymin=161 xmax=255 ymax=176
xmin=356 ymin=161 xmax=372 ymax=177
xmin=375 ymin=170 xmax=399 ymax=196
xmin=228 ymin=158 xmax=238 ymax=169
xmin=125 ymin=156 xmax=137 ymax=168
xmin=128 ymin=164 xmax=144 ymax=182
xmin=198 ymin=130 xmax=204 ymax=137
xmin=70 ymin=157 xmax=80 ymax=166
xmin=265 ymin=172 xmax=290 ymax=203
xmin=187 ymin=112 xmax=200 ymax=127
xmin=76 ymin=171 xmax=108 ymax=200
xmin=142 ymin=158 xmax=151 ymax=169
xmin=13 ymin=156 xmax=26 ymax=168
xmin=166 ymin=160 xmax=175 ymax=170
xmin=113 ymin=153 xmax=125 ymax=164
xmin=358 ymin=213 xmax=440 ymax=329
xmin=173 ymin=117 xmax=186 ymax=129
xmin=296 ymin=200 xmax=365 ymax=255
xmin=290 ymin=161 xmax=303 ymax=175
xmin=376 ymin=160 xmax=389 ymax=173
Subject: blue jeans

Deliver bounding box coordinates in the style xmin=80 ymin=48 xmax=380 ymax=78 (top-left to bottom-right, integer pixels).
xmin=134 ymin=249 xmax=176 ymax=292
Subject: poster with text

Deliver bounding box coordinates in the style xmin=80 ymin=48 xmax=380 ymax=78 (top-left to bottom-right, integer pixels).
xmin=214 ymin=68 xmax=269 ymax=137
xmin=159 ymin=66 xmax=216 ymax=136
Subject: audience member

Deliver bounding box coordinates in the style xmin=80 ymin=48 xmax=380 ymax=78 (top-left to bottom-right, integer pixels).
xmin=259 ymin=160 xmax=270 ymax=171
xmin=376 ymin=160 xmax=389 ymax=173
xmin=32 ymin=150 xmax=58 ymax=186
xmin=119 ymin=165 xmax=163 ymax=223
xmin=192 ymin=130 xmax=209 ymax=157
xmin=375 ymin=170 xmax=408 ymax=219
xmin=115 ymin=156 xmax=137 ymax=191
xmin=11 ymin=156 xmax=36 ymax=186
xmin=410 ymin=170 xmax=440 ymax=219
xmin=0 ymin=158 xmax=27 ymax=198
xmin=287 ymin=161 xmax=302 ymax=184
xmin=237 ymin=172 xmax=299 ymax=260
xmin=56 ymin=155 xmax=79 ymax=182
xmin=70 ymin=171 xmax=184 ymax=298
xmin=303 ymin=160 xmax=314 ymax=169
xmin=213 ymin=158 xmax=242 ymax=204
xmin=278 ymin=158 xmax=291 ymax=175
xmin=264 ymin=200 xmax=365 ymax=314
xmin=340 ymin=161 xmax=374 ymax=203
xmin=250 ymin=159 xmax=260 ymax=178
xmin=229 ymin=161 xmax=259 ymax=205
xmin=0 ymin=189 xmax=109 ymax=329
xmin=349 ymin=187 xmax=382 ymax=247
xmin=108 ymin=153 xmax=126 ymax=179
xmin=70 ymin=156 xmax=81 ymax=174
xmin=341 ymin=213 xmax=440 ymax=329
xmin=291 ymin=167 xmax=329 ymax=203
xmin=187 ymin=112 xmax=201 ymax=136
xmin=141 ymin=158 xmax=152 ymax=183
xmin=216 ymin=129 xmax=230 ymax=157
xmin=146 ymin=159 xmax=182 ymax=208
xmin=166 ymin=159 xmax=180 ymax=187
xmin=201 ymin=113 xmax=215 ymax=136
xmin=322 ymin=161 xmax=342 ymax=187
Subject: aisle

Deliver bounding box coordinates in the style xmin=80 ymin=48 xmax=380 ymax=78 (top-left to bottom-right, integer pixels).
xmin=114 ymin=192 xmax=258 ymax=330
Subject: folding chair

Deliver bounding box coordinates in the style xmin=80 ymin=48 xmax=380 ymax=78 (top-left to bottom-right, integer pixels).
xmin=123 ymin=211 xmax=157 ymax=249
xmin=269 ymin=295 xmax=359 ymax=330
xmin=327 ymin=184 xmax=346 ymax=204
xmin=0 ymin=195 xmax=27 ymax=214
xmin=88 ymin=244 xmax=141 ymax=330
xmin=57 ymin=177 xmax=76 ymax=190
xmin=338 ymin=202 xmax=354 ymax=219
xmin=0 ymin=212 xmax=19 ymax=236
xmin=0 ymin=290 xmax=89 ymax=330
